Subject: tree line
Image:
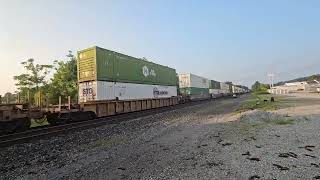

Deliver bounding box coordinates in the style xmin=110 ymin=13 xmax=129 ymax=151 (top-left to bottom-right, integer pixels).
xmin=3 ymin=51 xmax=78 ymax=106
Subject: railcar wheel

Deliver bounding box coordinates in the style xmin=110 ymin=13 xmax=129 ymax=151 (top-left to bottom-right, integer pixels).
xmin=46 ymin=112 xmax=60 ymax=126
xmin=16 ymin=117 xmax=31 ymax=132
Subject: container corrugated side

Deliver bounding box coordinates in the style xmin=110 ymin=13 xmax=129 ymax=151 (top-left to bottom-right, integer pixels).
xmin=178 ymin=73 xmax=209 ymax=89
xmin=78 ymin=46 xmax=177 ymax=86
xmin=95 ymin=47 xmax=177 ymax=86
xmin=179 ymin=87 xmax=209 ymax=95
xmin=79 ymin=81 xmax=177 ymax=102
xmin=209 ymin=80 xmax=221 ymax=89
xmin=220 ymin=82 xmax=231 ymax=94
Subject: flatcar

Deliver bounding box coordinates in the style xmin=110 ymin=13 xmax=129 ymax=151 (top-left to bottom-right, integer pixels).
xmin=0 ymin=104 xmax=44 ymax=134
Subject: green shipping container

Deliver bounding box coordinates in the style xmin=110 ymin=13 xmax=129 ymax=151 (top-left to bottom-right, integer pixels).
xmin=179 ymin=87 xmax=209 ymax=95
xmin=78 ymin=46 xmax=177 ymax=86
xmin=209 ymin=80 xmax=221 ymax=89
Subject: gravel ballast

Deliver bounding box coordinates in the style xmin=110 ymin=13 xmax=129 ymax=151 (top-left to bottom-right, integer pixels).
xmin=1 ymin=94 xmax=320 ymax=179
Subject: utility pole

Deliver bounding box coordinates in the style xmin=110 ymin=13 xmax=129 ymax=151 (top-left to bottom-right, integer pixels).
xmin=268 ymin=73 xmax=275 ymax=88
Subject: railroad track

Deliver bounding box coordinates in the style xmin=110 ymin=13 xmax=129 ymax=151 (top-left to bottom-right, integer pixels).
xmin=0 ymin=97 xmax=233 ymax=148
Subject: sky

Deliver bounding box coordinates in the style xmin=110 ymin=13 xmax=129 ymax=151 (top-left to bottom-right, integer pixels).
xmin=1 ymin=0 xmax=320 ymax=95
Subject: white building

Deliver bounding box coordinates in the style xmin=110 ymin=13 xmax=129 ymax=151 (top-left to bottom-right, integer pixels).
xmin=268 ymin=81 xmax=308 ymax=94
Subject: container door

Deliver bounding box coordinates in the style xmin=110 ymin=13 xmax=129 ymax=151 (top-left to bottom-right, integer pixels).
xmin=79 ymin=81 xmax=97 ymax=102
xmin=78 ymin=48 xmax=96 ymax=82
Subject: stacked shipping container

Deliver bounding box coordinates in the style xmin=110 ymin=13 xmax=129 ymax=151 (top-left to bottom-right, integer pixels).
xmin=178 ymin=73 xmax=210 ymax=100
xmin=219 ymin=82 xmax=231 ymax=95
xmin=78 ymin=46 xmax=178 ymax=102
xmin=75 ymin=46 xmax=249 ymax=118
xmin=209 ymin=80 xmax=222 ymax=97
xmin=232 ymin=85 xmax=247 ymax=94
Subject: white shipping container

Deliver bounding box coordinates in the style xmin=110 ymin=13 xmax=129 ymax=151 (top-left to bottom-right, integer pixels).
xmin=220 ymin=82 xmax=229 ymax=91
xmin=232 ymin=86 xmax=244 ymax=93
xmin=79 ymin=81 xmax=177 ymax=102
xmin=178 ymin=73 xmax=209 ymax=88
xmin=209 ymin=89 xmax=220 ymax=95
xmin=220 ymin=89 xmax=229 ymax=94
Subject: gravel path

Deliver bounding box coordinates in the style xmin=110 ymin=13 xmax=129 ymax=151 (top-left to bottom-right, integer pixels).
xmin=1 ymin=94 xmax=320 ymax=180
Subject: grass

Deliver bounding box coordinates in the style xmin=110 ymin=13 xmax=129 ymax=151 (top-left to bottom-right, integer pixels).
xmin=237 ymin=93 xmax=286 ymax=112
xmin=31 ymin=118 xmax=49 ymax=128
xmin=236 ymin=92 xmax=296 ymax=134
xmin=271 ymin=118 xmax=295 ymax=125
xmin=253 ymin=91 xmax=271 ymax=95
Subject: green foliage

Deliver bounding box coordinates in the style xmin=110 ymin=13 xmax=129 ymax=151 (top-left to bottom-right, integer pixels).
xmin=48 ymin=51 xmax=78 ymax=104
xmin=16 ymin=87 xmax=32 ymax=104
xmin=251 ymin=81 xmax=260 ymax=92
xmin=13 ymin=59 xmax=52 ymax=104
xmin=31 ymin=118 xmax=49 ymax=128
xmin=307 ymin=74 xmax=320 ymax=81
xmin=2 ymin=92 xmax=17 ymax=104
xmin=251 ymin=81 xmax=270 ymax=93
xmin=253 ymin=91 xmax=270 ymax=95
xmin=271 ymin=119 xmax=295 ymax=125
xmin=13 ymin=52 xmax=77 ymax=105
xmin=237 ymin=94 xmax=278 ymax=112
xmin=14 ymin=59 xmax=53 ymax=89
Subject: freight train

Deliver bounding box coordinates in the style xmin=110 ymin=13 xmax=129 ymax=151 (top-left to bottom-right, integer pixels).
xmin=0 ymin=46 xmax=249 ymax=134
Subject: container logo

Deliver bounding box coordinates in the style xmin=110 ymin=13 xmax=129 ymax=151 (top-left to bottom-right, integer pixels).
xmin=153 ymin=87 xmax=168 ymax=98
xmin=82 ymin=88 xmax=93 ymax=96
xmin=142 ymin=65 xmax=156 ymax=77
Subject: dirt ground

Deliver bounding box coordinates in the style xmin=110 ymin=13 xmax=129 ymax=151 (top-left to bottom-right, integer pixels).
xmin=1 ymin=93 xmax=320 ymax=180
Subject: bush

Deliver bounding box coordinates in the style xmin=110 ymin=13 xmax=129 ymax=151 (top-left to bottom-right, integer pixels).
xmin=253 ymin=91 xmax=270 ymax=95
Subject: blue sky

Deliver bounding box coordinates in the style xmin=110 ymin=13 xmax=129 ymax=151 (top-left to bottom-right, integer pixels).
xmin=1 ymin=0 xmax=320 ymax=95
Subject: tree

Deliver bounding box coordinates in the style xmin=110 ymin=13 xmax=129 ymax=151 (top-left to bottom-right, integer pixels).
xmin=13 ymin=59 xmax=53 ymax=105
xmin=251 ymin=81 xmax=261 ymax=92
xmin=251 ymin=81 xmax=270 ymax=93
xmin=2 ymin=92 xmax=17 ymax=104
xmin=260 ymin=83 xmax=270 ymax=91
xmin=308 ymin=74 xmax=320 ymax=81
xmin=48 ymin=51 xmax=78 ymax=104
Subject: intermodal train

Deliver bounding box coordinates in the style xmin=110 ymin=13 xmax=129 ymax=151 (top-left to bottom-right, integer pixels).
xmin=0 ymin=46 xmax=249 ymax=134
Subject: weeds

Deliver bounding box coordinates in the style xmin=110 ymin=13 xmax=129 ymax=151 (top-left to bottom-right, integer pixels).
xmin=237 ymin=94 xmax=284 ymax=113
xmin=270 ymin=119 xmax=295 ymax=125
xmin=31 ymin=118 xmax=49 ymax=128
